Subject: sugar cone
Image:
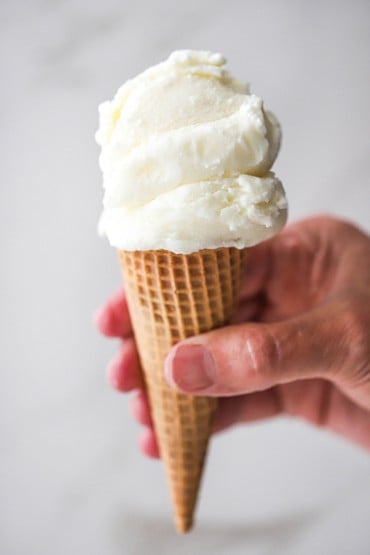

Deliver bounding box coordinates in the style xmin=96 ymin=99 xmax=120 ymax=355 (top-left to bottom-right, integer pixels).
xmin=118 ymin=247 xmax=246 ymax=533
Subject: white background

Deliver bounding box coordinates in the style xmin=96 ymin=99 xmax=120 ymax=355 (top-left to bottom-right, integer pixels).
xmin=1 ymin=1 xmax=369 ymax=553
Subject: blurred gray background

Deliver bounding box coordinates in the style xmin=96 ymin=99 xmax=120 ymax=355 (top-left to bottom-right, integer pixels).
xmin=1 ymin=1 xmax=369 ymax=554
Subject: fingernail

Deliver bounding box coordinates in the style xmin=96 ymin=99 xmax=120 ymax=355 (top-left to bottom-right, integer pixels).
xmin=165 ymin=344 xmax=216 ymax=392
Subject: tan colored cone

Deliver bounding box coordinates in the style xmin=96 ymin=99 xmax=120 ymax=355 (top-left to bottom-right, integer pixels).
xmin=118 ymin=247 xmax=246 ymax=533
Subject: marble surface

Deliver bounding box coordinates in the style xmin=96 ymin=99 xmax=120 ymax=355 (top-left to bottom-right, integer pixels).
xmin=1 ymin=1 xmax=370 ymax=553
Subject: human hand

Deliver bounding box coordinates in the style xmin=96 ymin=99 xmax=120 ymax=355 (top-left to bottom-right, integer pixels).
xmin=95 ymin=216 xmax=370 ymax=456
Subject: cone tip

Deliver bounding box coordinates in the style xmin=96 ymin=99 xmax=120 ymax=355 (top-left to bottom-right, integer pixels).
xmin=175 ymin=515 xmax=194 ymax=534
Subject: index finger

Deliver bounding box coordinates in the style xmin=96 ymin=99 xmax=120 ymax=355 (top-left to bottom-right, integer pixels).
xmin=240 ymin=241 xmax=270 ymax=300
xmin=95 ymin=288 xmax=133 ymax=338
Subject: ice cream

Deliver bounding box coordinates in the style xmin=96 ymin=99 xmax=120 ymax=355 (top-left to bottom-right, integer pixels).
xmin=96 ymin=50 xmax=288 ymax=533
xmin=96 ymin=50 xmax=287 ymax=253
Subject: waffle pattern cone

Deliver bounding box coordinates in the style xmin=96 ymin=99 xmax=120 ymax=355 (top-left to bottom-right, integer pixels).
xmin=118 ymin=247 xmax=246 ymax=533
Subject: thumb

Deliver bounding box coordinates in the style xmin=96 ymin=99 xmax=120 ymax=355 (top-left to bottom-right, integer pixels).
xmin=164 ymin=299 xmax=358 ymax=396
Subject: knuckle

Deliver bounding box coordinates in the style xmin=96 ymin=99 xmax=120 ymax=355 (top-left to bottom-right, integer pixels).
xmin=323 ymin=216 xmax=366 ymax=243
xmin=243 ymin=327 xmax=281 ymax=385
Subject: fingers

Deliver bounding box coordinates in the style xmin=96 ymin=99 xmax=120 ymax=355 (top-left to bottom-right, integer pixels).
xmin=107 ymin=345 xmax=160 ymax=458
xmin=239 ymin=216 xmax=366 ymax=319
xmin=239 ymin=241 xmax=270 ymax=299
xmin=131 ymin=392 xmax=160 ymax=458
xmin=95 ymin=288 xmax=132 ymax=338
xmin=164 ymin=298 xmax=364 ymax=397
xmin=130 ymin=390 xmax=152 ymax=426
xmin=323 ymin=389 xmax=370 ymax=450
xmin=106 ymin=337 xmax=143 ymax=391
xmin=238 ymin=218 xmax=321 ymax=303
xmin=231 ymin=296 xmax=263 ymax=324
xmin=212 ymin=389 xmax=281 ymax=433
xmin=138 ymin=428 xmax=160 ymax=458
xmin=212 ymin=380 xmax=370 ymax=450
xmin=96 ymin=290 xmax=159 ymax=457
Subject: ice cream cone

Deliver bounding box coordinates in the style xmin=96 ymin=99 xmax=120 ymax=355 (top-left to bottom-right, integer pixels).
xmin=118 ymin=247 xmax=246 ymax=533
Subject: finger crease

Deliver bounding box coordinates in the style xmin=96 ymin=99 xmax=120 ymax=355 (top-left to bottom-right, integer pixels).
xmin=245 ymin=338 xmax=259 ymax=377
xmin=316 ymin=381 xmax=334 ymax=427
xmin=273 ymin=386 xmax=285 ymax=415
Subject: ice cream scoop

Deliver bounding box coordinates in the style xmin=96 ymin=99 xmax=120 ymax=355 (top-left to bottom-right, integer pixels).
xmin=96 ymin=50 xmax=287 ymax=253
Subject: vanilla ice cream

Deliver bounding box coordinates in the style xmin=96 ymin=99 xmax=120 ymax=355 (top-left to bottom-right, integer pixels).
xmin=96 ymin=50 xmax=287 ymax=253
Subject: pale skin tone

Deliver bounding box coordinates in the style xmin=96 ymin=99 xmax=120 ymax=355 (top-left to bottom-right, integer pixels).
xmin=95 ymin=216 xmax=370 ymax=457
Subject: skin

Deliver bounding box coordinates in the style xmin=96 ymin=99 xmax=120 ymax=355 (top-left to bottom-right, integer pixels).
xmin=95 ymin=216 xmax=370 ymax=458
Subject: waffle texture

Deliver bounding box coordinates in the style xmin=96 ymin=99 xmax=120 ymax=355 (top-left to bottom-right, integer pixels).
xmin=118 ymin=247 xmax=246 ymax=532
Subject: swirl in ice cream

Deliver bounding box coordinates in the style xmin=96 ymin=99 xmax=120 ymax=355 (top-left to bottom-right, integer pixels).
xmin=96 ymin=50 xmax=287 ymax=253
